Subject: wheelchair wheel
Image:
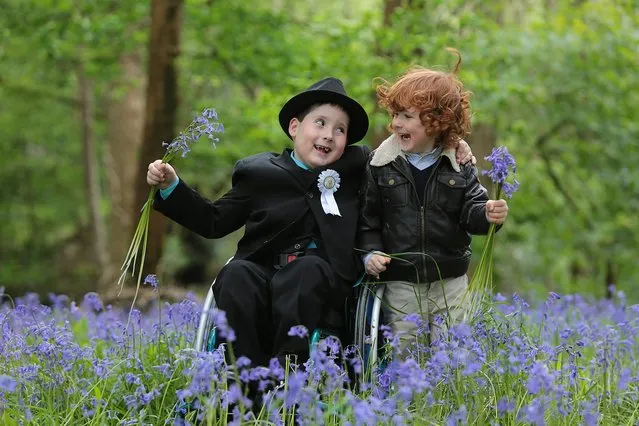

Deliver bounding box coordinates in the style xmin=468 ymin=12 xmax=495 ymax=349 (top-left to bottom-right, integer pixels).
xmin=353 ymin=282 xmax=386 ymax=380
xmin=195 ymin=258 xmax=234 ymax=352
xmin=194 ymin=284 xmax=217 ymax=352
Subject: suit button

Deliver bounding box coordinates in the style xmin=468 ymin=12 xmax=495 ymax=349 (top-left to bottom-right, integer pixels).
xmin=307 ymin=192 xmax=314 ymax=199
xmin=294 ymin=243 xmax=302 ymax=250
xmin=388 ymin=178 xmax=395 ymax=185
xmin=449 ymin=179 xmax=456 ymax=186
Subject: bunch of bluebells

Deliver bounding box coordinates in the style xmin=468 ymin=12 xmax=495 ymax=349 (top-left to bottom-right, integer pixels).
xmin=463 ymin=145 xmax=520 ymax=321
xmin=163 ymin=108 xmax=224 ymax=160
xmin=119 ymin=108 xmax=223 ymax=325
xmin=482 ymin=145 xmax=520 ymax=198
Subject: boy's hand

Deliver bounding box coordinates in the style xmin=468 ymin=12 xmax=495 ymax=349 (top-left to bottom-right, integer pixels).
xmin=365 ymin=252 xmax=391 ymax=279
xmin=485 ymin=199 xmax=509 ymax=224
xmin=147 ymin=160 xmax=177 ymax=190
xmin=456 ymin=139 xmax=477 ymax=165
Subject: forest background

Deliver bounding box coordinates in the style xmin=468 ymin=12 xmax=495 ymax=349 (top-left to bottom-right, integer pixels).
xmin=1 ymin=0 xmax=637 ymax=305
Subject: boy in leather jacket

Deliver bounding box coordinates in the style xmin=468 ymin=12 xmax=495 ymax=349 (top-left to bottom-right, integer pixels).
xmin=358 ymin=52 xmax=509 ymax=350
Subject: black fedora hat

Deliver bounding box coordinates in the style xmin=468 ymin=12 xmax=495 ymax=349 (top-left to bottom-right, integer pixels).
xmin=279 ymin=77 xmax=369 ymax=145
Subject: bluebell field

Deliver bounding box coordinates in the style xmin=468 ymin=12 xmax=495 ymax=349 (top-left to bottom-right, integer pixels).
xmin=1 ymin=287 xmax=638 ymax=425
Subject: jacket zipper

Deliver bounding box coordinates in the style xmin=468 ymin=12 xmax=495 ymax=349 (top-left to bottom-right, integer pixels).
xmin=420 ymin=206 xmax=425 ymax=284
xmin=393 ymin=157 xmax=441 ymax=284
xmin=420 ymin=159 xmax=442 ymax=283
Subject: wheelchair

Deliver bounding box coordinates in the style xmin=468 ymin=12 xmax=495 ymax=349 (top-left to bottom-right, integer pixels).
xmin=194 ymin=259 xmax=387 ymax=383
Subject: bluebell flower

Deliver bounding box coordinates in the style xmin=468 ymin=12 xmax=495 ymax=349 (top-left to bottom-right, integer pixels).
xmin=519 ymin=397 xmax=546 ymax=426
xmin=526 ymin=361 xmax=555 ymax=394
xmin=82 ymin=292 xmax=103 ymax=312
xmin=0 ymin=375 xmax=17 ymax=392
xmin=268 ymin=357 xmax=285 ymax=381
xmin=446 ymin=404 xmax=467 ymax=426
xmin=163 ymin=108 xmax=224 ymax=158
xmin=287 ymin=325 xmax=308 ymax=338
xmin=482 ymin=146 xmax=516 ymax=185
xmin=210 ymin=308 xmax=236 ymax=342
xmin=496 ymin=398 xmax=514 ymax=416
xmin=144 ymin=274 xmax=159 ymax=290
xmin=502 ymin=179 xmax=520 ymax=198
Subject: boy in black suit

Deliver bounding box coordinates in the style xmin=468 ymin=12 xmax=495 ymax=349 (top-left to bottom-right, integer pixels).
xmin=148 ymin=77 xmax=370 ymax=368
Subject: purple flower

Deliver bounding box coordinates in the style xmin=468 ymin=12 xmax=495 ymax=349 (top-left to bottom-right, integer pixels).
xmin=512 ymin=293 xmax=530 ymax=310
xmin=48 ymin=293 xmax=69 ymax=309
xmin=268 ymin=357 xmax=285 ymax=381
xmin=482 ymin=146 xmax=519 ymax=198
xmin=236 ymin=356 xmax=252 ymax=368
xmin=0 ymin=375 xmax=17 ymax=392
xmin=520 ymin=398 xmax=546 ymax=426
xmin=378 ymin=371 xmax=392 ymax=389
xmin=446 ymin=405 xmax=467 ymax=426
xmin=482 ymin=146 xmax=516 ymax=184
xmin=526 ymin=362 xmax=555 ymax=394
xmin=288 ymin=325 xmax=309 ymax=339
xmin=210 ymin=308 xmax=236 ymax=342
xmin=82 ymin=292 xmax=103 ymax=312
xmin=502 ymin=179 xmax=520 ymax=198
xmin=352 ymin=399 xmax=377 ymax=426
xmin=163 ymin=108 xmax=224 ymax=158
xmin=144 ymin=274 xmax=159 ymax=290
xmin=617 ymin=367 xmax=632 ymax=391
xmin=497 ymin=398 xmax=514 ymax=416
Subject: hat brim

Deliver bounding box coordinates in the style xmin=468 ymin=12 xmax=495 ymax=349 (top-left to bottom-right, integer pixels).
xmin=279 ymin=90 xmax=369 ymax=145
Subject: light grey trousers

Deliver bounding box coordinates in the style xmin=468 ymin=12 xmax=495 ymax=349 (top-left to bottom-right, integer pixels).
xmin=382 ymin=275 xmax=469 ymax=350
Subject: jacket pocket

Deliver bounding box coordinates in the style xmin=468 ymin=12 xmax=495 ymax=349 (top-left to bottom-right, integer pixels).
xmin=377 ymin=174 xmax=409 ymax=207
xmin=435 ymin=173 xmax=468 ymax=213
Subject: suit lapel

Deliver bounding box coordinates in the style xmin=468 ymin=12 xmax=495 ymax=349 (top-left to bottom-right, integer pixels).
xmin=270 ymin=149 xmax=317 ymax=191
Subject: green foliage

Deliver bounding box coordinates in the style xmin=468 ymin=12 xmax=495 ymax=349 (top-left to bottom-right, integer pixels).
xmin=1 ymin=0 xmax=638 ymax=300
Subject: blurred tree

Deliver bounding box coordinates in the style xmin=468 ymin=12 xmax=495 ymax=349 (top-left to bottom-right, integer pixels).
xmin=0 ymin=0 xmax=637 ymax=303
xmin=129 ymin=0 xmax=184 ymax=292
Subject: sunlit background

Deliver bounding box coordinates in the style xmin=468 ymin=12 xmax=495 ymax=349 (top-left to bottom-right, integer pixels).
xmin=1 ymin=0 xmax=637 ymax=304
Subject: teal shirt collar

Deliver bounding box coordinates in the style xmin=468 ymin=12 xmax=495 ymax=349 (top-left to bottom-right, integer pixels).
xmin=290 ymin=151 xmax=311 ymax=171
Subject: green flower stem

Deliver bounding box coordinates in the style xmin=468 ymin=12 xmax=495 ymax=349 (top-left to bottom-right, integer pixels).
xmin=118 ymin=187 xmax=157 ymax=328
xmin=465 ymin=182 xmax=503 ymax=320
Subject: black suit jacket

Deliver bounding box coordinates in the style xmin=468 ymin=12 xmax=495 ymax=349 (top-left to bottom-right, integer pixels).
xmin=153 ymin=146 xmax=370 ymax=282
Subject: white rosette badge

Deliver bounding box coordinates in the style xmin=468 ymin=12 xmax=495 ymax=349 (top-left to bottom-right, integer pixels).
xmin=317 ymin=169 xmax=342 ymax=216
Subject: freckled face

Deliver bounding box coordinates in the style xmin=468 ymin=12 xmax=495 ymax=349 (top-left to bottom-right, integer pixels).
xmin=289 ymin=104 xmax=349 ymax=169
xmin=391 ymin=107 xmax=435 ymax=153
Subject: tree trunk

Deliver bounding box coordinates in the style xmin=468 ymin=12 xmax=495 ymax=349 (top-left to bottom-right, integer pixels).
xmin=383 ymin=0 xmax=405 ymax=26
xmin=77 ymin=63 xmax=109 ymax=281
xmin=132 ymin=0 xmax=183 ymax=278
xmin=102 ymin=52 xmax=146 ymax=292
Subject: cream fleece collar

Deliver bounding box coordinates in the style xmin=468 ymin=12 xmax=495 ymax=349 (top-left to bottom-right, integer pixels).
xmin=370 ymin=134 xmax=460 ymax=172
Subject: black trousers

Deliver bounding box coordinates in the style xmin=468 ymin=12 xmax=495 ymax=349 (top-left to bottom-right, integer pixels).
xmin=212 ymin=255 xmax=349 ymax=367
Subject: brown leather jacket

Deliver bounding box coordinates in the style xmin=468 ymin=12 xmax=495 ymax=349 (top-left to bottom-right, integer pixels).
xmin=357 ymin=135 xmax=493 ymax=283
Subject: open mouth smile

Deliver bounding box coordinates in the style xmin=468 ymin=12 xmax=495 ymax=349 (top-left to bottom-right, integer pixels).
xmin=398 ymin=132 xmax=411 ymax=141
xmin=314 ymin=144 xmax=332 ymax=154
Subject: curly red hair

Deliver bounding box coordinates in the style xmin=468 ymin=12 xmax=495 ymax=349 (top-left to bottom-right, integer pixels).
xmin=376 ymin=49 xmax=472 ymax=149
